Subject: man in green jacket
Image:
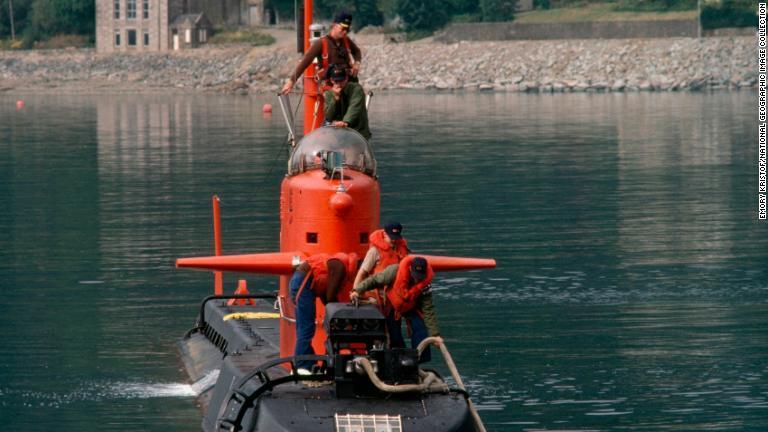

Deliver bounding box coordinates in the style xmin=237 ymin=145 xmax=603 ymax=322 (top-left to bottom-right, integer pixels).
xmin=324 ymin=65 xmax=371 ymax=140
xmin=350 ymin=257 xmax=439 ymax=362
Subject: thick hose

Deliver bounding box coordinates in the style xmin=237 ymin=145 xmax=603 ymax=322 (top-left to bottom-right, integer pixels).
xmin=353 ymin=357 xmax=448 ymax=393
xmin=417 ymin=336 xmax=488 ymax=432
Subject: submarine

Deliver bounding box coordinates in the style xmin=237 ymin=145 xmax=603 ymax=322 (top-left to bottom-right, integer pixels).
xmin=175 ymin=2 xmax=496 ymax=430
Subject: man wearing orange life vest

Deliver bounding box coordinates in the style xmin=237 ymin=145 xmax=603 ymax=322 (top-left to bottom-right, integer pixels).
xmin=280 ymin=11 xmax=362 ymax=95
xmin=290 ymin=252 xmax=358 ymax=372
xmin=350 ymin=256 xmax=439 ymax=363
xmin=353 ymin=222 xmax=410 ymax=302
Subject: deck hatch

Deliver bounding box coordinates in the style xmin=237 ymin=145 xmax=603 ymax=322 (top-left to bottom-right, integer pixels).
xmin=334 ymin=413 xmax=402 ymax=432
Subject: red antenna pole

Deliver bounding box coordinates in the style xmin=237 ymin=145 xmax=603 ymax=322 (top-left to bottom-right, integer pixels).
xmin=302 ymin=0 xmax=322 ymax=134
xmin=212 ymin=195 xmax=223 ymax=295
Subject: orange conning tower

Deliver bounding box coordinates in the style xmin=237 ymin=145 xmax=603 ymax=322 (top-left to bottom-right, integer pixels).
xmin=278 ymin=127 xmax=380 ymax=358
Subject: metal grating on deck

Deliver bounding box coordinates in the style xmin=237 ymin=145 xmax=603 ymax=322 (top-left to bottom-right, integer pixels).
xmin=334 ymin=413 xmax=403 ymax=432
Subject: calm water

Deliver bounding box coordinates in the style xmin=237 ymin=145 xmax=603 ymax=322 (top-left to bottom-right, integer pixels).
xmin=0 ymin=91 xmax=765 ymax=431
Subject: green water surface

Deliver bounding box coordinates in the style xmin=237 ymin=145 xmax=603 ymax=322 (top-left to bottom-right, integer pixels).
xmin=0 ymin=91 xmax=765 ymax=431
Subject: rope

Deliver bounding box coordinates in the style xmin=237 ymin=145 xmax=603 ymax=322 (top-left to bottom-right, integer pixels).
xmin=311 ymin=97 xmax=320 ymax=133
xmin=417 ymin=336 xmax=488 ymax=432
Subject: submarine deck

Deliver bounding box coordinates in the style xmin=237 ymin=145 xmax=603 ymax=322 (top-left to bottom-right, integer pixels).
xmin=178 ymin=297 xmax=478 ymax=431
xmin=178 ymin=296 xmax=283 ymax=411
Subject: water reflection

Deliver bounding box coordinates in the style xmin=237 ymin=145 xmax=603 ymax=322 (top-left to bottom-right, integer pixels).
xmin=614 ymin=94 xmax=749 ymax=268
xmin=96 ymin=97 xmax=191 ymax=177
xmin=0 ymin=91 xmax=765 ymax=431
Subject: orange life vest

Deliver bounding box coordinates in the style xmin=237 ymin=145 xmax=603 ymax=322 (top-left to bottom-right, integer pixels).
xmin=318 ymin=36 xmax=354 ymax=92
xmin=386 ymin=256 xmax=434 ymax=320
xmin=362 ymin=230 xmax=409 ymax=307
xmin=369 ymin=229 xmax=409 ymax=273
xmin=304 ymin=252 xmax=357 ymax=302
xmin=320 ymin=35 xmax=353 ymax=72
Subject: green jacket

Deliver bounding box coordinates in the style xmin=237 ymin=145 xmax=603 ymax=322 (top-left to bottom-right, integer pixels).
xmin=353 ymin=264 xmax=440 ymax=336
xmin=324 ymin=82 xmax=371 ymax=140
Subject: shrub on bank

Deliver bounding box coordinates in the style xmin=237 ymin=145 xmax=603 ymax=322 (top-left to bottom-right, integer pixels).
xmin=396 ymin=0 xmax=451 ymax=32
xmin=1 ymin=34 xmax=91 ymax=49
xmin=34 ymin=34 xmax=92 ymax=49
xmin=614 ymin=0 xmax=696 ymax=12
xmin=480 ymin=0 xmax=517 ymax=22
xmin=700 ymin=0 xmax=757 ymax=29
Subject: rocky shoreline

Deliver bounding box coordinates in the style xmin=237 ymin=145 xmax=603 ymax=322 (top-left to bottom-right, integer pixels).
xmin=0 ymin=35 xmax=756 ymax=94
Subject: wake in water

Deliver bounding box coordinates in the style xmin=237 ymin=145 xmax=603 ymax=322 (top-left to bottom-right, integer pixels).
xmin=105 ymin=369 xmax=220 ymax=399
xmin=0 ymin=370 xmax=219 ymax=409
xmin=111 ymin=382 xmax=196 ymax=398
xmin=190 ymin=369 xmax=220 ymax=395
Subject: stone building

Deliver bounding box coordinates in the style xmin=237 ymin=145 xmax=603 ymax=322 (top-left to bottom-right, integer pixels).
xmin=96 ymin=0 xmax=265 ymax=53
xmin=170 ymin=13 xmax=212 ymax=49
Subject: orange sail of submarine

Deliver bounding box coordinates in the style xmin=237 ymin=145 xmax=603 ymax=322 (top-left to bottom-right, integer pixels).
xmin=176 ymin=2 xmax=495 ymax=360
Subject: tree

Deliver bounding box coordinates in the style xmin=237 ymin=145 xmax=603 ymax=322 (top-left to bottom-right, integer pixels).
xmin=265 ymin=0 xmax=296 ymax=24
xmin=1 ymin=0 xmax=33 ymax=39
xmin=25 ymin=0 xmax=93 ymax=40
xmin=450 ymin=0 xmax=479 ymax=15
xmin=315 ymin=0 xmax=383 ymax=30
xmin=700 ymin=0 xmax=757 ymax=29
xmin=396 ymin=0 xmax=450 ymax=31
xmin=480 ymin=0 xmax=516 ymax=22
xmin=353 ymin=0 xmax=383 ymax=30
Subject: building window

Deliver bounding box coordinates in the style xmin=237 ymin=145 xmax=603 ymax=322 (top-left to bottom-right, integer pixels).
xmin=142 ymin=0 xmax=149 ymax=19
xmin=115 ymin=31 xmax=121 ymax=46
xmin=185 ymin=29 xmax=191 ymax=43
xmin=127 ymin=0 xmax=136 ymax=19
xmin=127 ymin=29 xmax=137 ymax=46
xmin=143 ymin=32 xmax=149 ymax=46
xmin=199 ymin=29 xmax=207 ymax=43
xmin=114 ymin=0 xmax=120 ymax=19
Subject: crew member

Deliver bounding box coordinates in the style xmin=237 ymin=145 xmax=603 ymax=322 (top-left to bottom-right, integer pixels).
xmin=350 ymin=256 xmax=439 ymax=363
xmin=353 ymin=222 xmax=410 ymax=303
xmin=290 ymin=252 xmax=358 ymax=372
xmin=324 ymin=65 xmax=371 ymax=140
xmin=280 ymin=11 xmax=362 ymax=95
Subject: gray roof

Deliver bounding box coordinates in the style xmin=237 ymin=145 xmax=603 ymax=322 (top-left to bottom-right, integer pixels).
xmin=171 ymin=13 xmax=211 ymax=28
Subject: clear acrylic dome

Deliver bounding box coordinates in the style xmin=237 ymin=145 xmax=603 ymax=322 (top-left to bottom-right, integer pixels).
xmin=288 ymin=127 xmax=376 ymax=177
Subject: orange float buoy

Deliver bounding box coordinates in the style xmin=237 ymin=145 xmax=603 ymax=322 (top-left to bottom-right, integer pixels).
xmin=16 ymin=100 xmax=25 ymax=109
xmin=262 ymin=103 xmax=272 ymax=113
xmin=329 ymin=191 xmax=354 ymax=216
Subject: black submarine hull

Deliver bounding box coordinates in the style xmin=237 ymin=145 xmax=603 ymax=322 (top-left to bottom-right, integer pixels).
xmin=178 ymin=295 xmax=480 ymax=432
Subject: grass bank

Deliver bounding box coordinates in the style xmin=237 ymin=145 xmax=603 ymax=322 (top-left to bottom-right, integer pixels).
xmin=514 ymin=3 xmax=697 ymax=23
xmin=208 ymin=29 xmax=275 ymax=46
xmin=1 ymin=34 xmax=92 ymax=50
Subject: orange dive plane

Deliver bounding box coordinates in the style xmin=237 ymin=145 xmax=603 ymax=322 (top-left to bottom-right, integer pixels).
xmin=176 ymin=126 xmax=496 ymax=364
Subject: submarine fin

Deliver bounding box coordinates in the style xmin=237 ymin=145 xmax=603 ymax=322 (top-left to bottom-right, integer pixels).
xmin=417 ymin=254 xmax=496 ymax=272
xmin=176 ymin=252 xmax=305 ymax=275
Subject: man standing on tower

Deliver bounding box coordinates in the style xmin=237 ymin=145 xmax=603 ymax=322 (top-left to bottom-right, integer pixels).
xmin=280 ymin=11 xmax=362 ymax=95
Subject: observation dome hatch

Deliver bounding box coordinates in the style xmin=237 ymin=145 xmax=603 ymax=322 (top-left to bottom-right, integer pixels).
xmin=288 ymin=127 xmax=376 ymax=177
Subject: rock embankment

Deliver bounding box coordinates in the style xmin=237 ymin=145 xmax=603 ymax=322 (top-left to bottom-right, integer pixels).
xmin=0 ymin=36 xmax=756 ymax=93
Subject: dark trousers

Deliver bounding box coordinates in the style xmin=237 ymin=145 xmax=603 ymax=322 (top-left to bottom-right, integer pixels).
xmin=289 ymin=270 xmax=317 ymax=370
xmin=386 ymin=309 xmax=431 ymax=363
